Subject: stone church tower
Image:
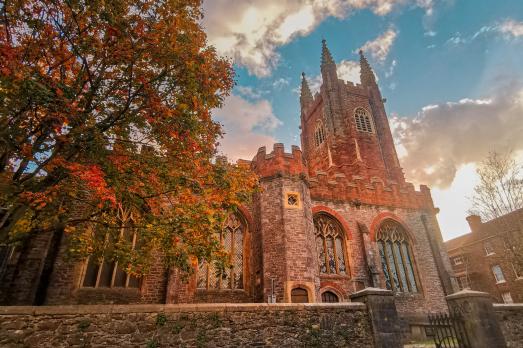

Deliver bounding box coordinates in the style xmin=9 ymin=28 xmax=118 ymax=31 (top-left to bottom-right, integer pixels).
xmin=0 ymin=41 xmax=455 ymax=319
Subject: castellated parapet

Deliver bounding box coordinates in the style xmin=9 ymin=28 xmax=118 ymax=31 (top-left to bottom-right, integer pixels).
xmin=308 ymin=170 xmax=436 ymax=210
xmin=246 ymin=143 xmax=434 ymax=211
xmin=250 ymin=143 xmax=307 ymax=179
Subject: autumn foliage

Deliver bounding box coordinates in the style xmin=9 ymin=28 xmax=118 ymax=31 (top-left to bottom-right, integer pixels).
xmin=0 ymin=0 xmax=258 ymax=275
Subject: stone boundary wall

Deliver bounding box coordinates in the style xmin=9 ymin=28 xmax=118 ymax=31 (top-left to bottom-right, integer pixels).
xmin=494 ymin=303 xmax=523 ymax=348
xmin=0 ymin=303 xmax=374 ymax=347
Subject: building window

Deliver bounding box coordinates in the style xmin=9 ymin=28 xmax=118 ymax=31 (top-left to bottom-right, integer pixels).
xmin=456 ymin=275 xmax=469 ymax=290
xmin=354 ymin=108 xmax=374 ymax=133
xmin=377 ymin=220 xmax=419 ymax=293
xmin=321 ymin=290 xmax=340 ymax=303
xmin=291 ymin=287 xmax=309 ymax=303
xmin=314 ymin=214 xmax=348 ymax=275
xmin=501 ymin=292 xmax=513 ymax=304
xmin=197 ymin=214 xmax=244 ymax=290
xmin=451 ymin=255 xmax=464 ymax=266
xmin=82 ymin=228 xmax=140 ymax=288
xmin=484 ymin=241 xmax=495 ymax=256
xmin=492 ymin=265 xmax=506 ymax=284
xmin=284 ymin=192 xmax=301 ymax=209
xmin=314 ymin=121 xmax=326 ymax=146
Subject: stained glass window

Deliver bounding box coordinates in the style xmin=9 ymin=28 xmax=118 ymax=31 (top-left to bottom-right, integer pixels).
xmin=314 ymin=214 xmax=348 ymax=275
xmin=354 ymin=108 xmax=374 ymax=133
xmin=197 ymin=214 xmax=244 ymax=290
xmin=376 ymin=220 xmax=419 ymax=293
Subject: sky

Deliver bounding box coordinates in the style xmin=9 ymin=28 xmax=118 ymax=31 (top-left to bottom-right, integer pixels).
xmin=201 ymin=0 xmax=523 ymax=241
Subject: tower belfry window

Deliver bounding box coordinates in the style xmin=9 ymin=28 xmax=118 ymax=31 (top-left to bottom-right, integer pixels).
xmin=314 ymin=122 xmax=326 ymax=147
xmin=354 ymin=108 xmax=374 ymax=133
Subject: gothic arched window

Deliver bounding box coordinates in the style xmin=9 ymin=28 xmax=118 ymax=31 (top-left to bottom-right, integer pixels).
xmin=314 ymin=214 xmax=348 ymax=275
xmin=314 ymin=121 xmax=326 ymax=147
xmin=197 ymin=214 xmax=244 ymax=290
xmin=354 ymin=108 xmax=374 ymax=133
xmin=82 ymin=207 xmax=140 ymax=289
xmin=377 ymin=220 xmax=419 ymax=293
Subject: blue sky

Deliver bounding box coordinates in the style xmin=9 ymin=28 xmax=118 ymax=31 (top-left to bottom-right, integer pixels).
xmin=203 ymin=0 xmax=523 ymax=240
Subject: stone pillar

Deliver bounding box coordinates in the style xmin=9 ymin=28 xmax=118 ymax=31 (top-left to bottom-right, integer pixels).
xmin=350 ymin=287 xmax=402 ymax=348
xmin=445 ymin=290 xmax=507 ymax=348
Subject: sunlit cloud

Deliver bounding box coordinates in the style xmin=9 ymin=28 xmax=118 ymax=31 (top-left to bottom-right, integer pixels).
xmin=392 ymin=83 xmax=523 ymax=188
xmin=358 ymin=28 xmax=398 ymax=62
xmin=203 ymin=0 xmax=432 ymax=77
xmin=213 ymin=95 xmax=282 ymax=161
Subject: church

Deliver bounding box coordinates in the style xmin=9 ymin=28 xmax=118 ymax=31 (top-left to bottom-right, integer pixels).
xmin=0 ymin=41 xmax=455 ymax=317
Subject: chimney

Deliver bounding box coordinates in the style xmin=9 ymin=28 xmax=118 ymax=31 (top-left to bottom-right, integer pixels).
xmin=466 ymin=215 xmax=482 ymax=233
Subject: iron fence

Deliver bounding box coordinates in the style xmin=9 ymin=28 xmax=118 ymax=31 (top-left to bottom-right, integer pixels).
xmin=428 ymin=311 xmax=471 ymax=348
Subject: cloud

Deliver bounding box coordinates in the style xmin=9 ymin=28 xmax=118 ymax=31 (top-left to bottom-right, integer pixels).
xmin=445 ymin=32 xmax=467 ymax=45
xmin=358 ymin=28 xmax=397 ymax=62
xmin=213 ymin=95 xmax=282 ymax=161
xmin=303 ymin=59 xmax=361 ymax=95
xmin=445 ymin=19 xmax=523 ymax=47
xmin=203 ymin=1 xmax=432 ymax=77
xmin=424 ymin=30 xmax=437 ymax=37
xmin=385 ymin=59 xmax=397 ymax=78
xmin=273 ymin=77 xmax=290 ymax=89
xmin=235 ymin=86 xmax=265 ymax=99
xmin=392 ymin=83 xmax=523 ymax=188
xmin=337 ymin=60 xmax=361 ymax=83
xmin=498 ymin=19 xmax=523 ymax=38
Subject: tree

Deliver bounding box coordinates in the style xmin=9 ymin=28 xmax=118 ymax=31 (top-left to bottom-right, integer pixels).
xmin=470 ymin=151 xmax=523 ymax=220
xmin=0 ymin=0 xmax=258 ymax=276
xmin=469 ymin=151 xmax=523 ymax=272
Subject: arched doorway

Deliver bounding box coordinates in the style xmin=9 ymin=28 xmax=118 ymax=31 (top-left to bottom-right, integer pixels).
xmin=321 ymin=290 xmax=339 ymax=303
xmin=291 ymin=287 xmax=309 ymax=303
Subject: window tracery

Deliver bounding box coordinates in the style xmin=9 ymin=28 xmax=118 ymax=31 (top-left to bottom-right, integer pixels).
xmin=354 ymin=108 xmax=374 ymax=133
xmin=377 ymin=220 xmax=418 ymax=293
xmin=197 ymin=214 xmax=244 ymax=290
xmin=314 ymin=121 xmax=326 ymax=146
xmin=82 ymin=207 xmax=140 ymax=288
xmin=314 ymin=214 xmax=347 ymax=275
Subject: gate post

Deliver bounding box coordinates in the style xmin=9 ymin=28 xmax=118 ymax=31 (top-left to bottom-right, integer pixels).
xmin=350 ymin=287 xmax=402 ymax=348
xmin=445 ymin=289 xmax=507 ymax=348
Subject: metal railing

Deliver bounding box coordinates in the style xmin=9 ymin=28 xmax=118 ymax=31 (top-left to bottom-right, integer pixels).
xmin=428 ymin=311 xmax=471 ymax=348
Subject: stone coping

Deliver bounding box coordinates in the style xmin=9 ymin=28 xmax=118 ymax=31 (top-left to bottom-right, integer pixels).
xmin=445 ymin=289 xmax=493 ymax=300
xmin=493 ymin=303 xmax=523 ymax=311
xmin=349 ymin=287 xmax=393 ymax=298
xmin=0 ymin=302 xmax=366 ymax=316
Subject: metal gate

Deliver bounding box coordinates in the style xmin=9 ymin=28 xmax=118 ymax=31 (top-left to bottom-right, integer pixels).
xmin=428 ymin=311 xmax=471 ymax=348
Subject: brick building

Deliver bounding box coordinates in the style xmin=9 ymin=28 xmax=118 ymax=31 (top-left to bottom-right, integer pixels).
xmin=0 ymin=41 xmax=454 ymax=319
xmin=445 ymin=209 xmax=523 ymax=304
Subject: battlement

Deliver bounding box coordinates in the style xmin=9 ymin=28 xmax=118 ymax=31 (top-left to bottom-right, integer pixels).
xmin=308 ymin=170 xmax=435 ymax=210
xmin=250 ymin=143 xmax=307 ymax=179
